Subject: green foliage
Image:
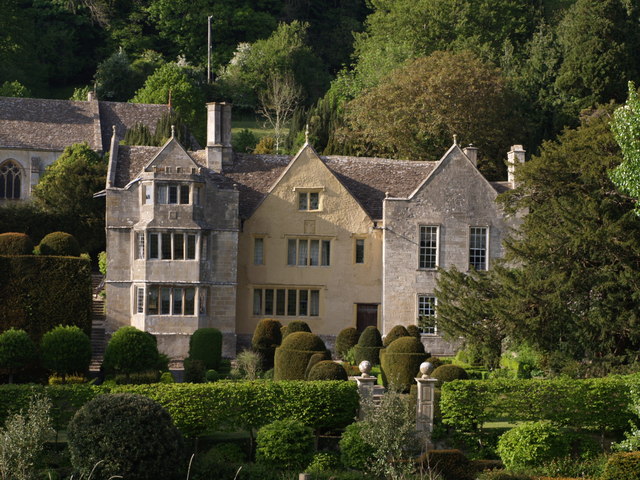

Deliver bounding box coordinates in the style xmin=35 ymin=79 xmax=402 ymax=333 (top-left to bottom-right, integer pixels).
xmin=354 ymin=326 xmax=383 ymax=365
xmin=0 ymin=80 xmax=30 ymax=98
xmin=432 ymin=364 xmax=469 ymax=388
xmin=67 ymin=393 xmax=185 ymax=480
xmin=251 ymin=318 xmax=282 ymax=370
xmin=419 ymin=449 xmax=473 ymax=480
xmin=253 ymin=136 xmax=277 ymax=154
xmin=0 ymin=233 xmax=33 ymax=255
xmin=304 ymin=352 xmax=329 ymax=379
xmin=274 ymin=332 xmax=327 ymax=380
xmin=40 ymin=325 xmax=91 ymax=377
xmin=602 ymin=451 xmax=640 ymax=480
xmin=233 ymin=349 xmax=262 ymax=380
xmin=95 ymin=49 xmax=137 ymax=101
xmin=380 ymin=337 xmax=427 ymax=392
xmin=0 ymin=329 xmax=37 ymax=382
xmin=497 ymin=421 xmax=570 ymax=472
xmin=98 ymin=250 xmax=106 ymax=275
xmin=335 ymin=327 xmax=360 ymax=360
xmin=0 ymin=395 xmax=53 ymax=480
xmin=339 ymin=422 xmax=375 ymax=471
xmin=232 ymin=128 xmax=259 ymax=153
xmin=113 ymin=370 xmax=161 ymax=385
xmin=192 ymin=442 xmax=247 ymax=480
xmin=37 ymin=232 xmax=80 ymax=256
xmin=102 ymin=327 xmax=162 ymax=376
xmin=383 ymin=325 xmax=410 ymax=347
xmin=282 ymin=320 xmax=311 ymax=338
xmin=406 ymin=325 xmax=421 ymax=339
xmin=32 ymin=143 xmax=107 ymax=255
xmin=307 ymin=361 xmax=348 ymax=381
xmin=306 ymin=452 xmax=341 ymax=473
xmin=183 ymin=357 xmax=205 ymax=383
xmin=256 ymin=419 xmax=314 ymax=471
xmin=475 ymin=471 xmax=532 ymax=480
xmin=188 ymin=328 xmax=222 ymax=370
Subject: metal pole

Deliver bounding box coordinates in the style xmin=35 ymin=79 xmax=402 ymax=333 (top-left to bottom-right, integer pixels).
xmin=207 ymin=15 xmax=212 ymax=83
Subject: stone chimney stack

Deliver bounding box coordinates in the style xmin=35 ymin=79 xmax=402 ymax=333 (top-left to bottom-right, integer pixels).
xmin=463 ymin=144 xmax=479 ymax=167
xmin=507 ymin=145 xmax=526 ymax=186
xmin=206 ymin=102 xmax=233 ymax=172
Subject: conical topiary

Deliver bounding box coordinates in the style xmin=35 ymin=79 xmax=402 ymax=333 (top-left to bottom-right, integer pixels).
xmin=353 ymin=326 xmax=383 ymax=365
xmin=336 ymin=327 xmax=360 ymax=359
xmin=251 ymin=319 xmax=282 ymax=370
xmin=383 ymin=325 xmax=410 ymax=347
xmin=282 ymin=320 xmax=311 ymax=339
xmin=380 ymin=336 xmax=428 ymax=392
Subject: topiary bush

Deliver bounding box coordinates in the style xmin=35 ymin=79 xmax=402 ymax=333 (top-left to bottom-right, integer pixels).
xmin=602 ymin=451 xmax=640 ymax=480
xmin=102 ymin=327 xmax=162 ymax=376
xmin=339 ymin=422 xmax=374 ymax=471
xmin=252 ymin=319 xmax=282 ymax=370
xmin=41 ymin=325 xmax=91 ymax=379
xmin=380 ymin=336 xmax=427 ymax=392
xmin=193 ymin=442 xmax=247 ymax=480
xmin=67 ymin=393 xmax=185 ymax=480
xmin=0 ymin=328 xmax=38 ymax=383
xmin=353 ymin=326 xmax=383 ymax=365
xmin=497 ymin=421 xmax=570 ymax=472
xmin=383 ymin=325 xmax=410 ymax=347
xmin=282 ymin=320 xmax=311 ymax=339
xmin=307 ymin=361 xmax=348 ymax=381
xmin=407 ymin=324 xmax=421 ymax=339
xmin=425 ymin=356 xmax=444 ymax=370
xmin=255 ymin=418 xmax=314 ymax=471
xmin=0 ymin=232 xmax=33 ymax=255
xmin=183 ymin=357 xmax=206 ymax=383
xmin=37 ymin=232 xmax=80 ymax=256
xmin=274 ymin=332 xmax=328 ymax=380
xmin=188 ymin=328 xmax=222 ymax=370
xmin=336 ymin=327 xmax=360 ymax=359
xmin=432 ymin=364 xmax=469 ymax=387
xmin=304 ymin=352 xmax=330 ymax=379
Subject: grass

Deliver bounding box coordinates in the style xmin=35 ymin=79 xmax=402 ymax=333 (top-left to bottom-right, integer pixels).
xmin=231 ymin=114 xmax=289 ymax=141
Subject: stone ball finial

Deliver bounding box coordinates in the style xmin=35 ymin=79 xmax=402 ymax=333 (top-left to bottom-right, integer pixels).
xmin=359 ymin=360 xmax=372 ymax=377
xmin=420 ymin=361 xmax=435 ymax=379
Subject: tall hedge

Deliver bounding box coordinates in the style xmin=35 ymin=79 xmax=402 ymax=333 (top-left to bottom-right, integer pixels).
xmin=353 ymin=326 xmax=383 ymax=365
xmin=188 ymin=328 xmax=222 ymax=370
xmin=274 ymin=332 xmax=328 ymax=381
xmin=0 ymin=233 xmax=33 ymax=255
xmin=380 ymin=336 xmax=427 ymax=392
xmin=252 ymin=319 xmax=282 ymax=370
xmin=0 ymin=256 xmax=92 ymax=340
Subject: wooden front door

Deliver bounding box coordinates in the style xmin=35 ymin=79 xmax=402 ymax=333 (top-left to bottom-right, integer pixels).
xmin=356 ymin=303 xmax=378 ymax=332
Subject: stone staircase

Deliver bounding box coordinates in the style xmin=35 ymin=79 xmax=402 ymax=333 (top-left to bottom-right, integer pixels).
xmin=90 ymin=274 xmax=106 ymax=372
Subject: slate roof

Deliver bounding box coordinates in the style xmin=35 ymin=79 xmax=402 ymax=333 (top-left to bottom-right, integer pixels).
xmin=0 ymin=96 xmax=170 ymax=152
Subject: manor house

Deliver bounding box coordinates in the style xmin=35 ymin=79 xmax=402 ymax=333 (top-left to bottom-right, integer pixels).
xmin=104 ymin=102 xmax=524 ymax=359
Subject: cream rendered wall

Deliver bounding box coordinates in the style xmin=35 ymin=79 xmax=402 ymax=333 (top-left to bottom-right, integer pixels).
xmin=236 ymin=145 xmax=382 ymax=345
xmin=0 ymin=148 xmax=60 ymax=201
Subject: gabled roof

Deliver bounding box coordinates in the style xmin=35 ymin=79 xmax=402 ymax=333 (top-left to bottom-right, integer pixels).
xmin=0 ymin=96 xmax=169 ymax=152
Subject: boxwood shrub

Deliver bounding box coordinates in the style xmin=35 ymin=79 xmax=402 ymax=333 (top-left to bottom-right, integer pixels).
xmin=383 ymin=325 xmax=410 ymax=347
xmin=602 ymin=451 xmax=640 ymax=480
xmin=188 ymin=328 xmax=222 ymax=370
xmin=252 ymin=319 xmax=282 ymax=370
xmin=380 ymin=336 xmax=427 ymax=392
xmin=335 ymin=327 xmax=360 ymax=359
xmin=281 ymin=320 xmax=311 ymax=339
xmin=274 ymin=332 xmax=327 ymax=380
xmin=497 ymin=421 xmax=569 ymax=471
xmin=0 ymin=232 xmax=33 ymax=255
xmin=307 ymin=361 xmax=348 ymax=381
xmin=256 ymin=419 xmax=314 ymax=471
xmin=353 ymin=326 xmax=382 ymax=365
xmin=37 ymin=231 xmax=80 ymax=256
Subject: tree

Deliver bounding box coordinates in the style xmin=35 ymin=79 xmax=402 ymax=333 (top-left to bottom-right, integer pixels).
xmin=0 ymin=81 xmax=30 ymax=98
xmin=257 ymin=72 xmax=302 ymax=153
xmin=41 ymin=325 xmax=91 ymax=380
xmin=610 ymin=82 xmax=640 ymax=213
xmin=94 ymin=49 xmax=137 ymax=101
xmin=32 ymin=143 xmax=107 ymax=255
xmin=0 ymin=329 xmax=37 ymax=384
xmin=339 ymin=50 xmax=519 ymax=179
xmin=102 ymin=326 xmax=162 ymax=376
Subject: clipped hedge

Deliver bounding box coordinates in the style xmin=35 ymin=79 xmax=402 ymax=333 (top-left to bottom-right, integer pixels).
xmin=188 ymin=328 xmax=222 ymax=370
xmin=432 ymin=364 xmax=469 ymax=388
xmin=335 ymin=327 xmax=360 ymax=359
xmin=307 ymin=361 xmax=348 ymax=381
xmin=274 ymin=332 xmax=327 ymax=381
xmin=38 ymin=231 xmax=80 ymax=256
xmin=281 ymin=320 xmax=311 ymax=339
xmin=440 ymin=376 xmax=637 ymax=434
xmin=0 ymin=232 xmax=33 ymax=255
xmin=419 ymin=450 xmax=473 ymax=480
xmin=0 ymin=255 xmax=92 ymax=340
xmin=383 ymin=325 xmax=410 ymax=347
xmin=353 ymin=326 xmax=383 ymax=365
xmin=380 ymin=337 xmax=427 ymax=392
xmin=252 ymin=319 xmax=282 ymax=370
xmin=602 ymin=451 xmax=640 ymax=480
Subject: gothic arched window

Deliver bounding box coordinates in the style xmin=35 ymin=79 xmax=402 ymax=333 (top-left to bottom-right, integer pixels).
xmin=0 ymin=160 xmax=21 ymax=199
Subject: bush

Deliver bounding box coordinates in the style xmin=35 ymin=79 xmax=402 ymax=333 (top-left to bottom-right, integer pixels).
xmin=41 ymin=325 xmax=91 ymax=378
xmin=114 ymin=370 xmax=161 ymax=384
xmin=252 ymin=319 xmax=282 ymax=370
xmin=193 ymin=442 xmax=247 ymax=480
xmin=253 ymin=136 xmax=276 ymax=154
xmin=37 ymin=232 xmax=80 ymax=256
xmin=98 ymin=250 xmax=107 ymax=275
xmin=426 ymin=356 xmax=444 ymax=370
xmin=306 ymin=452 xmax=341 ymax=473
xmin=304 ymin=352 xmax=330 ymax=379
xmin=48 ymin=374 xmax=86 ymax=385
xmin=602 ymin=451 xmax=640 ymax=480
xmin=67 ymin=393 xmax=185 ymax=480
xmin=0 ymin=232 xmax=33 ymax=255
xmin=383 ymin=325 xmax=410 ymax=347
xmin=233 ymin=349 xmax=262 ymax=380
xmin=160 ymin=371 xmax=175 ymax=383
xmin=497 ymin=421 xmax=570 ymax=472
xmin=407 ymin=324 xmax=421 ymax=339
xmin=282 ymin=320 xmax=311 ymax=338
xmin=432 ymin=364 xmax=469 ymax=388
xmin=380 ymin=336 xmax=427 ymax=392
xmin=102 ymin=327 xmax=162 ymax=376
xmin=0 ymin=328 xmax=37 ymax=383
xmin=419 ymin=449 xmax=473 ymax=480
xmin=339 ymin=422 xmax=374 ymax=471
xmin=188 ymin=328 xmax=222 ymax=370
xmin=476 ymin=471 xmax=532 ymax=480
xmin=183 ymin=357 xmax=206 ymax=383
xmin=336 ymin=327 xmax=360 ymax=359
xmin=274 ymin=332 xmax=327 ymax=380
xmin=353 ymin=326 xmax=383 ymax=365
xmin=307 ymin=361 xmax=348 ymax=381
xmin=256 ymin=419 xmax=314 ymax=471
xmin=232 ymin=128 xmax=259 ymax=153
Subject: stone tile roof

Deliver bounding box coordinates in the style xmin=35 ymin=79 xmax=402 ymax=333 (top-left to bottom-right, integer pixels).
xmin=0 ymin=97 xmax=170 ymax=152
xmin=114 ymin=146 xmax=162 ymax=187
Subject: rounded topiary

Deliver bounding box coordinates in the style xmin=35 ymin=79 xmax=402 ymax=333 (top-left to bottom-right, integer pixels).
xmin=102 ymin=327 xmax=161 ymax=376
xmin=425 ymin=356 xmax=444 ymax=370
xmin=67 ymin=393 xmax=185 ymax=480
xmin=304 ymin=351 xmax=330 ymax=379
xmin=307 ymin=361 xmax=348 ymax=381
xmin=380 ymin=336 xmax=427 ymax=392
xmin=37 ymin=231 xmax=80 ymax=256
xmin=602 ymin=451 xmax=640 ymax=480
xmin=256 ymin=419 xmax=314 ymax=471
xmin=252 ymin=319 xmax=282 ymax=370
xmin=0 ymin=328 xmax=37 ymax=383
xmin=353 ymin=326 xmax=383 ymax=365
xmin=41 ymin=325 xmax=91 ymax=378
xmin=274 ymin=332 xmax=327 ymax=380
xmin=407 ymin=324 xmax=421 ymax=338
xmin=431 ymin=364 xmax=469 ymax=387
xmin=0 ymin=232 xmax=33 ymax=255
xmin=336 ymin=327 xmax=360 ymax=359
xmin=496 ymin=421 xmax=569 ymax=472
xmin=282 ymin=320 xmax=311 ymax=338
xmin=339 ymin=422 xmax=374 ymax=471
xmin=383 ymin=325 xmax=410 ymax=347
xmin=188 ymin=328 xmax=222 ymax=370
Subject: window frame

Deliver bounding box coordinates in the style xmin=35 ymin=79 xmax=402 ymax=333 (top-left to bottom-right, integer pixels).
xmin=144 ymin=231 xmax=199 ymax=261
xmin=418 ymin=225 xmax=439 ymax=270
xmin=417 ymin=295 xmax=437 ymax=335
xmin=253 ymin=237 xmax=265 ymax=265
xmin=156 ymin=183 xmax=191 ymax=205
xmin=144 ymin=285 xmax=199 ymax=315
xmin=354 ymin=238 xmax=365 ymax=264
xmin=0 ymin=160 xmax=22 ymax=200
xmin=252 ymin=287 xmax=321 ymax=317
xmin=469 ymin=226 xmax=489 ymax=271
xmin=287 ymin=237 xmax=331 ymax=266
xmin=296 ymin=188 xmax=323 ymax=211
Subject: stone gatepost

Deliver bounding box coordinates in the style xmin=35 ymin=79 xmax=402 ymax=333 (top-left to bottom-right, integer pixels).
xmin=355 ymin=360 xmax=377 ymax=419
xmin=415 ymin=362 xmax=437 ymax=437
